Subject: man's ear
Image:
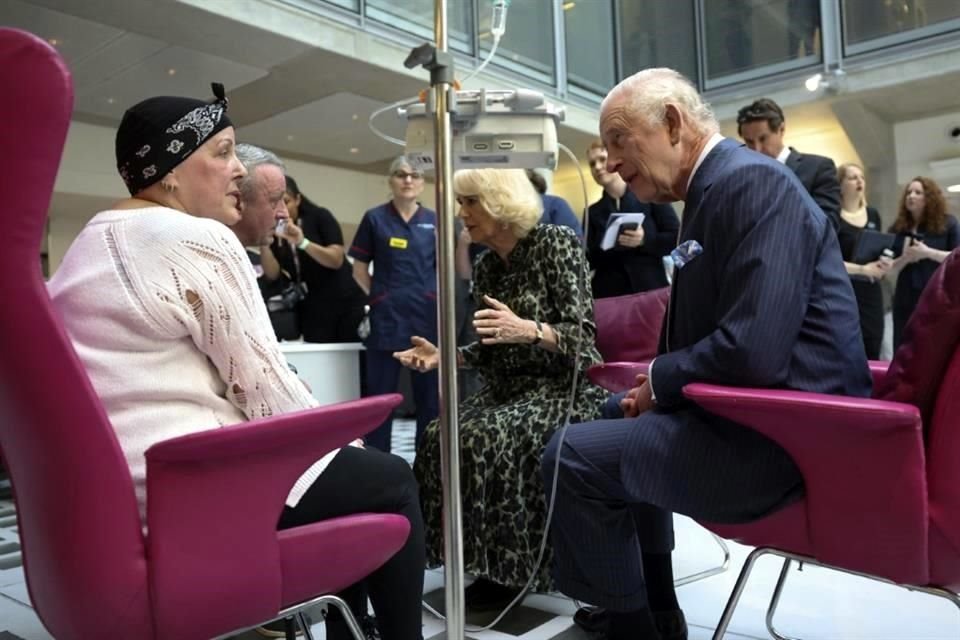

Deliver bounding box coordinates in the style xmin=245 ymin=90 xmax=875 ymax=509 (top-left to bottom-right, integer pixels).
xmin=665 ymin=104 xmax=683 ymax=146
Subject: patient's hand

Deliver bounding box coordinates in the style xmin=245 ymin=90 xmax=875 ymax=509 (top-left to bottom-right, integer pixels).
xmin=393 ymin=336 xmax=439 ymax=372
xmin=620 ymin=373 xmax=653 ymax=418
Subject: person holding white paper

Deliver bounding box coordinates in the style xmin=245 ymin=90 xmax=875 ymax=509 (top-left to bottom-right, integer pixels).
xmin=585 ymin=140 xmax=680 ymax=298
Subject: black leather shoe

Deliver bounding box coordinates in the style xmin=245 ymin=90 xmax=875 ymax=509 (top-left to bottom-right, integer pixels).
xmin=573 ymin=606 xmax=610 ymax=633
xmin=653 ymin=609 xmax=687 ymax=640
xmin=574 ymin=607 xmax=686 ymax=640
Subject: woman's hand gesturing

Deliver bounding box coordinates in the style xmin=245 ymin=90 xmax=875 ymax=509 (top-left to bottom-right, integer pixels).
xmin=393 ymin=336 xmax=440 ymax=372
xmin=473 ymin=295 xmax=535 ymax=345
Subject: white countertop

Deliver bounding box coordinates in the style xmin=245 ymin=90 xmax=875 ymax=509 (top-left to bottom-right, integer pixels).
xmin=278 ymin=341 xmax=366 ymax=353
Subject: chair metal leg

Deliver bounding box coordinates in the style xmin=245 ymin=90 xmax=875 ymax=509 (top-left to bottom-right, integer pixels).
xmin=712 ymin=547 xmax=771 ymax=639
xmin=712 ymin=547 xmax=960 ymax=640
xmin=322 ymin=595 xmax=367 ymax=640
xmin=764 ymin=558 xmax=800 ymax=640
xmin=675 ymin=532 xmax=732 ymax=587
xmin=296 ymin=610 xmax=316 ymax=640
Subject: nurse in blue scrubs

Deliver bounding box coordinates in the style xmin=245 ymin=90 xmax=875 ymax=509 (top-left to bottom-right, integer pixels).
xmin=350 ymin=157 xmax=439 ymax=451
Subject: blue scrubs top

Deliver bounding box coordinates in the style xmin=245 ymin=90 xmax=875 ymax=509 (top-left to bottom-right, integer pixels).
xmin=349 ymin=201 xmax=438 ymax=350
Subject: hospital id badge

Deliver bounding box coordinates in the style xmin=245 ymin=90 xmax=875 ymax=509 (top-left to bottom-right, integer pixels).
xmin=389 ymin=237 xmax=409 ymax=249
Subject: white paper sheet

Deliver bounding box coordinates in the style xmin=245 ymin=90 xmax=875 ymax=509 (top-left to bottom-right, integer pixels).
xmin=601 ymin=213 xmax=646 ymax=250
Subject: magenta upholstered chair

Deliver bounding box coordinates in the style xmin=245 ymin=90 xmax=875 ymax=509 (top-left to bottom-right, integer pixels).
xmin=592 ymin=250 xmax=960 ymax=637
xmin=590 ymin=288 xmax=668 ymax=391
xmin=0 ymin=28 xmax=410 ymax=640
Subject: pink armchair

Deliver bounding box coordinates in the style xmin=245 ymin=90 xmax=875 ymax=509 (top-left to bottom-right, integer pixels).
xmin=590 ymin=288 xmax=668 ymax=390
xmin=591 ymin=253 xmax=960 ymax=636
xmin=0 ymin=28 xmax=410 ymax=640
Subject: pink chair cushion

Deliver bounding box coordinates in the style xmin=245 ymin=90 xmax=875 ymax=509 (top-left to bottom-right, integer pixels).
xmin=593 ymin=288 xmax=669 ymax=363
xmin=874 ymin=249 xmax=960 ymax=427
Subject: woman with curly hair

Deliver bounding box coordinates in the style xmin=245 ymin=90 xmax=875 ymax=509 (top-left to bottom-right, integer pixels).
xmin=889 ymin=176 xmax=959 ymax=346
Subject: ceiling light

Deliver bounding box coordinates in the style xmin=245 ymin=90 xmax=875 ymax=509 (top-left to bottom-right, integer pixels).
xmin=948 ymin=184 xmax=960 ymax=193
xmin=352 ymin=114 xmax=359 ymax=121
xmin=286 ymin=135 xmax=295 ymax=141
xmin=106 ymin=97 xmax=115 ymax=104
xmin=563 ymin=2 xmax=576 ymax=9
xmin=349 ymin=147 xmax=360 ymax=154
xmin=47 ymin=38 xmax=59 ymax=46
xmin=167 ymin=68 xmax=176 ymax=76
xmin=804 ymin=69 xmax=846 ymax=94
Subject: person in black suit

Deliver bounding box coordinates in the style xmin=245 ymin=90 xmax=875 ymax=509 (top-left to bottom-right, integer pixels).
xmin=737 ymin=97 xmax=841 ymax=228
xmin=543 ymin=69 xmax=871 ymax=640
xmin=585 ymin=140 xmax=680 ymax=298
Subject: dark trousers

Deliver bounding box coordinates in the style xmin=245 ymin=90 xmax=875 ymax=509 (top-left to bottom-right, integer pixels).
xmin=542 ymin=394 xmax=802 ymax=611
xmin=279 ymin=446 xmax=425 ymax=640
xmin=363 ymin=349 xmax=438 ymax=452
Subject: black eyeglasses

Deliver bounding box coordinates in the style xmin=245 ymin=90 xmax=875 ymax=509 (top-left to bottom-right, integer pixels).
xmin=393 ymin=171 xmax=423 ymax=181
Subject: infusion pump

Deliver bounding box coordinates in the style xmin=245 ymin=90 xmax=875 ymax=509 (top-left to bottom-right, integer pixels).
xmin=401 ymin=88 xmax=565 ymax=172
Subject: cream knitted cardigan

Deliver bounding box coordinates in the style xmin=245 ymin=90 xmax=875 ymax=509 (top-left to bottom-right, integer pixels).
xmin=48 ymin=207 xmax=336 ymax=522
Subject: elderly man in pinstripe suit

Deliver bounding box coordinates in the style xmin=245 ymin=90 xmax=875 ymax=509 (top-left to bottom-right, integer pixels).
xmin=542 ymin=68 xmax=872 ymax=640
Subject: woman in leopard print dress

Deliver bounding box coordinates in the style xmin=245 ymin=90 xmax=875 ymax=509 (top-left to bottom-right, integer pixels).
xmin=396 ymin=168 xmax=609 ymax=608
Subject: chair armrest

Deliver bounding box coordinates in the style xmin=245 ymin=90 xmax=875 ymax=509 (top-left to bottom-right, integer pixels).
xmin=588 ymin=361 xmax=651 ymax=392
xmin=683 ymin=383 xmax=928 ymax=573
xmin=869 ymin=359 xmax=890 ymax=389
xmin=144 ymin=394 xmax=402 ymax=623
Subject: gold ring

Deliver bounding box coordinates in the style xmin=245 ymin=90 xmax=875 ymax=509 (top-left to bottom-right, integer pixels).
xmin=495 ymin=328 xmax=502 ymax=339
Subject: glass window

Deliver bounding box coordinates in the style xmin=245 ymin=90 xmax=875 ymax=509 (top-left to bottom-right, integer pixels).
xmin=366 ymin=0 xmax=474 ymax=55
xmin=618 ymin=0 xmax=698 ymax=87
xmin=323 ymin=0 xmax=359 ymax=11
xmin=702 ymin=0 xmax=821 ymax=83
xmin=565 ymin=0 xmax=616 ymax=94
xmin=843 ymin=0 xmax=960 ymax=50
xmin=479 ymin=0 xmax=556 ymax=83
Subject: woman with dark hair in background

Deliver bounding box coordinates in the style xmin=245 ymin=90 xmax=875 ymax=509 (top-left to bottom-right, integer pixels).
xmin=272 ymin=175 xmax=366 ymax=343
xmin=889 ymin=176 xmax=959 ymax=347
xmin=836 ymin=163 xmax=889 ymax=359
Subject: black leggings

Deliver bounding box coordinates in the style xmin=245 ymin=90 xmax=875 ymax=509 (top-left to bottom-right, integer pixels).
xmin=278 ymin=446 xmax=425 ymax=640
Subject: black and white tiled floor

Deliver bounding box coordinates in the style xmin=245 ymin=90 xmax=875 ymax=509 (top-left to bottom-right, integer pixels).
xmin=2 ymin=420 xmax=957 ymax=639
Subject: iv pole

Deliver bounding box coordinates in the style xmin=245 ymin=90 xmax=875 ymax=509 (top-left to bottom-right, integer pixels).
xmin=402 ymin=1 xmax=465 ymax=638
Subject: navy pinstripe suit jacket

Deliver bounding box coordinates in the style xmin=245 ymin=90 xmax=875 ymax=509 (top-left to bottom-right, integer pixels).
xmin=651 ymin=138 xmax=872 ymax=408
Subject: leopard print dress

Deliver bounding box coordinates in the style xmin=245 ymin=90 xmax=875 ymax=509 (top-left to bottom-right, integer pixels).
xmin=413 ymin=224 xmax=609 ymax=590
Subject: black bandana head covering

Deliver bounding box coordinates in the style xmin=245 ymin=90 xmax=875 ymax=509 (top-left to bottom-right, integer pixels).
xmin=115 ymin=83 xmax=233 ymax=195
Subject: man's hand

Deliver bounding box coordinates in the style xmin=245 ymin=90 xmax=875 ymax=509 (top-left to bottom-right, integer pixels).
xmin=393 ymin=336 xmax=440 ymax=372
xmin=620 ymin=373 xmax=654 ymax=418
xmin=617 ymin=227 xmax=645 ymax=248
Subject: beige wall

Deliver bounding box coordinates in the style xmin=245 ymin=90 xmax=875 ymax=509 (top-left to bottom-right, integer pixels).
xmin=47 ymin=119 xmax=434 ymax=272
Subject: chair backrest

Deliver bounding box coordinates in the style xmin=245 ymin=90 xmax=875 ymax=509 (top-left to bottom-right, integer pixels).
xmin=0 ymin=29 xmax=152 ymax=638
xmin=593 ymin=287 xmax=670 ymax=362
xmin=873 ymin=248 xmax=960 ymax=586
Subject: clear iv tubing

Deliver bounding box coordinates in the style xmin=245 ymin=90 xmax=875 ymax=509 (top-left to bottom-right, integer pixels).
xmin=368 ymin=0 xmax=509 ymax=147
xmin=420 ymin=142 xmax=593 ymax=631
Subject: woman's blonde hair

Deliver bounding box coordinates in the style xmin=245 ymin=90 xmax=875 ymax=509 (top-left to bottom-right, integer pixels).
xmin=453 ymin=168 xmax=542 ymax=238
xmin=837 ymin=162 xmax=867 ymax=210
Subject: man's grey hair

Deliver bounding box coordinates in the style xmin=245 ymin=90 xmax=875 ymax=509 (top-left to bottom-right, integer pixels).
xmin=236 ymin=143 xmax=285 ymax=198
xmin=603 ymin=68 xmax=719 ymax=136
